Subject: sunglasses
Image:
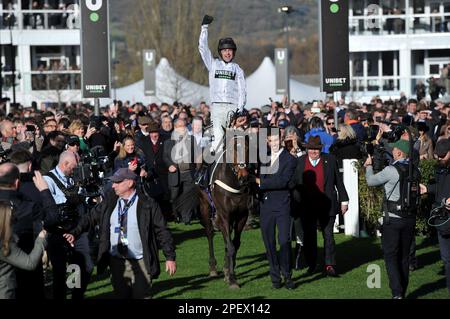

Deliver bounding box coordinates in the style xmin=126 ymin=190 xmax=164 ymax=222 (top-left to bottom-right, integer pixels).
xmin=68 ymin=143 xmax=80 ymax=147
xmin=327 ymin=122 xmax=335 ymax=125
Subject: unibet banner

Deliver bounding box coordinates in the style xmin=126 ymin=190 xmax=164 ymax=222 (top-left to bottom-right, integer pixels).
xmin=275 ymin=48 xmax=289 ymax=96
xmin=143 ymin=50 xmax=156 ymax=96
xmin=81 ymin=0 xmax=111 ymax=98
xmin=319 ymin=0 xmax=350 ymax=92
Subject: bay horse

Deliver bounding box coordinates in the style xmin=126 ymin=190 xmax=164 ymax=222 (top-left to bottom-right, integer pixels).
xmin=198 ymin=129 xmax=252 ymax=289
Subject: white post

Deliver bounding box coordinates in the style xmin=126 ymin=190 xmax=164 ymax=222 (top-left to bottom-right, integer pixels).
xmin=343 ymin=159 xmax=359 ymax=237
xmin=399 ymin=49 xmax=412 ymax=96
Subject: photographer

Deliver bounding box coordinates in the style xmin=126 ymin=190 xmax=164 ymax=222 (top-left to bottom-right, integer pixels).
xmin=420 ymin=139 xmax=450 ymax=294
xmin=364 ymin=139 xmax=420 ymax=299
xmin=41 ymin=151 xmax=93 ymax=299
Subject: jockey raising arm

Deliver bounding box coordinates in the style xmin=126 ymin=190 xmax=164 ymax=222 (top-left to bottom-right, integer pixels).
xmin=199 ymin=15 xmax=247 ymax=153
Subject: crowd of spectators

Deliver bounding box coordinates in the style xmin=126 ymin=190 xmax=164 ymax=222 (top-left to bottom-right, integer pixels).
xmin=0 ymin=93 xmax=449 ymax=298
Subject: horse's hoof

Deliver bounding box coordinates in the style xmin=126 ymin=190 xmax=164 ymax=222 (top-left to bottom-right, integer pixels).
xmin=229 ymin=283 xmax=240 ymax=289
xmin=209 ymin=271 xmax=219 ymax=277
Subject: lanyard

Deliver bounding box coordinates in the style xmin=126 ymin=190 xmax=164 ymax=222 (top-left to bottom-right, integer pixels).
xmin=54 ymin=168 xmax=71 ymax=186
xmin=118 ymin=192 xmax=138 ymax=225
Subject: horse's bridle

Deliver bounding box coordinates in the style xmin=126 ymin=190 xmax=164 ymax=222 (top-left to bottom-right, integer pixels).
xmin=229 ymin=134 xmax=248 ymax=180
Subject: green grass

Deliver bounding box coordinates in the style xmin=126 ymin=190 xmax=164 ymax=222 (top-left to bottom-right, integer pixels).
xmin=85 ymin=221 xmax=449 ymax=299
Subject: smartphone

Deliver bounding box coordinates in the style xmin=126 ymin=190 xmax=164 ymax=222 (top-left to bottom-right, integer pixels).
xmin=130 ymin=157 xmax=138 ymax=166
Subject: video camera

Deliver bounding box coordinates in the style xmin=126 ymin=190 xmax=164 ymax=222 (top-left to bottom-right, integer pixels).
xmin=359 ymin=122 xmax=404 ymax=172
xmin=72 ymin=146 xmax=111 ymax=199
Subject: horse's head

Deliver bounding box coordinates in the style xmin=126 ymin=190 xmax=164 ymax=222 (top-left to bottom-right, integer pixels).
xmin=224 ymin=129 xmax=250 ymax=187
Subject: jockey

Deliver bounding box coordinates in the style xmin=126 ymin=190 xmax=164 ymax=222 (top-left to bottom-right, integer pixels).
xmin=199 ymin=14 xmax=247 ymax=155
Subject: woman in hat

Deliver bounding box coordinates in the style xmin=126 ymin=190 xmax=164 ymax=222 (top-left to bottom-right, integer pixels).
xmin=417 ymin=122 xmax=434 ymax=160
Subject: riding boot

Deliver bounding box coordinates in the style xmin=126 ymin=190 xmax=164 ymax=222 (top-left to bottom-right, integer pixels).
xmin=195 ymin=162 xmax=210 ymax=188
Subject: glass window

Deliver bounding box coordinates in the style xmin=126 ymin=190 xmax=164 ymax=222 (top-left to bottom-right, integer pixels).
xmin=413 ymin=0 xmax=425 ymax=13
xmin=367 ymin=52 xmax=380 ymax=76
xmin=430 ymin=64 xmax=440 ymax=74
xmin=352 ymin=0 xmax=365 ymax=16
xmin=351 ymin=53 xmax=364 ymax=76
xmin=444 ymin=3 xmax=450 ymax=13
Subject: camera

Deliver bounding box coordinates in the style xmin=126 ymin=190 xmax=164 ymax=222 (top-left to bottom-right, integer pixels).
xmin=26 ymin=125 xmax=36 ymax=132
xmin=72 ymin=149 xmax=111 ymax=199
xmin=359 ymin=124 xmax=392 ymax=172
xmin=382 ymin=125 xmax=404 ymax=143
xmin=428 ymin=198 xmax=450 ymax=234
xmin=0 ymin=146 xmax=12 ymax=164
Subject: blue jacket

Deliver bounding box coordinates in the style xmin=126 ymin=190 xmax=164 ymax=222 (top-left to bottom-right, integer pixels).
xmin=304 ymin=128 xmax=336 ymax=154
xmin=259 ymin=149 xmax=297 ymax=213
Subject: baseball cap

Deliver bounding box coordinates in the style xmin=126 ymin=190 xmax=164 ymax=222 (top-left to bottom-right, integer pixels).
xmin=108 ymin=168 xmax=137 ymax=183
xmin=66 ymin=135 xmax=80 ymax=146
xmin=388 ymin=139 xmax=410 ymax=155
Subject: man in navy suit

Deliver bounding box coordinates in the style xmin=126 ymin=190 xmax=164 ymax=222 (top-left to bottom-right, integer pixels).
xmin=290 ymin=136 xmax=349 ymax=277
xmin=256 ymin=128 xmax=297 ymax=289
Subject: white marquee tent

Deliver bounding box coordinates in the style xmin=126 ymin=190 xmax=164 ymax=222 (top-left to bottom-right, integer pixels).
xmin=246 ymin=57 xmax=326 ymax=107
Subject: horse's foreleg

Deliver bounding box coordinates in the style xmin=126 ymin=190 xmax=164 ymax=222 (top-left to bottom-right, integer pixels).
xmin=206 ymin=224 xmax=218 ymax=277
xmin=220 ymin=222 xmax=234 ymax=285
xmin=199 ymin=188 xmax=218 ymax=277
xmin=227 ymin=213 xmax=248 ymax=288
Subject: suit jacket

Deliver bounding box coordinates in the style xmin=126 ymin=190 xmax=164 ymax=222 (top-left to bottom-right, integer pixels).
xmin=136 ymin=133 xmax=169 ymax=178
xmin=418 ymin=137 xmax=434 ymax=160
xmin=290 ymin=153 xmax=349 ymax=216
xmin=72 ymin=189 xmax=175 ymax=279
xmin=0 ymin=236 xmax=46 ymax=299
xmin=163 ymin=135 xmax=200 ymax=187
xmin=0 ymin=189 xmax=56 ymax=299
xmin=259 ymin=149 xmax=297 ymax=213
